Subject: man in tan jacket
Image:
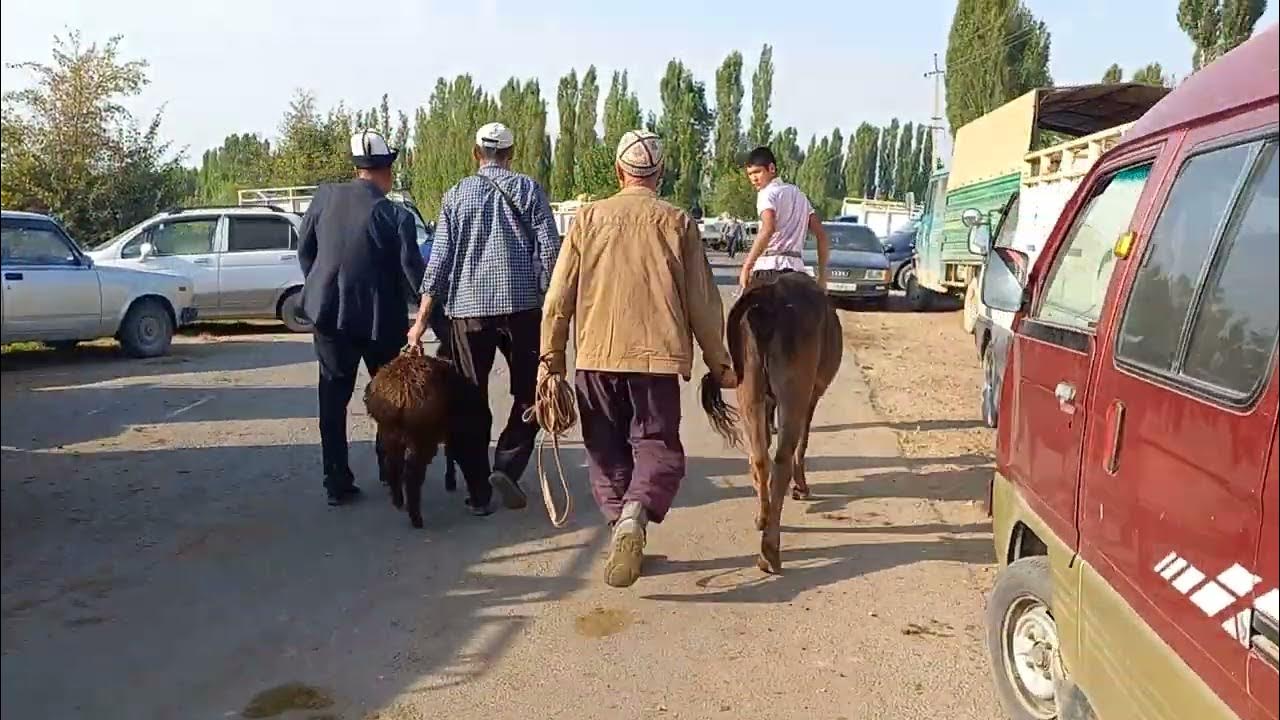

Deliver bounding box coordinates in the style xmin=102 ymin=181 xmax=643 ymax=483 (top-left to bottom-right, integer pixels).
xmin=541 ymin=130 xmax=736 ymax=588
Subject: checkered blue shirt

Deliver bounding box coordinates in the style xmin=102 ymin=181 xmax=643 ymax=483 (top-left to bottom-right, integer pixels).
xmin=421 ymin=164 xmax=561 ymax=318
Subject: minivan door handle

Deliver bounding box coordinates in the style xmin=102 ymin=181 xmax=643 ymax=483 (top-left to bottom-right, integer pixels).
xmin=3 ymin=272 xmax=23 ymax=281
xmin=191 ymin=257 xmax=211 ymax=265
xmin=1103 ymin=401 xmax=1126 ymax=474
xmin=279 ymin=253 xmax=296 ymax=262
xmin=1055 ymin=381 xmax=1077 ymax=414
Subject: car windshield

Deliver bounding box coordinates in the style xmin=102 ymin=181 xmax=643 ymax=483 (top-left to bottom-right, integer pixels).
xmin=809 ymin=224 xmax=882 ymax=253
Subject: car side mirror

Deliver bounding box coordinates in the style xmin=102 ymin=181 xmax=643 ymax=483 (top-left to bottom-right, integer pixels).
xmin=968 ymin=224 xmax=992 ymax=256
xmin=138 ymin=241 xmax=155 ymax=261
xmin=882 ymin=242 xmax=893 ymax=254
xmin=981 ymin=247 xmax=1030 ymax=313
xmin=961 ymin=207 xmax=983 ymax=228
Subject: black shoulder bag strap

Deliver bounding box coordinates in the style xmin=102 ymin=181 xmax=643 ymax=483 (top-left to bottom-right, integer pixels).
xmin=477 ymin=172 xmax=536 ymax=248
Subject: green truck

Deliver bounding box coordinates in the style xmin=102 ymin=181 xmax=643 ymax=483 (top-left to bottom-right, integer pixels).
xmin=906 ymin=85 xmax=1168 ymax=331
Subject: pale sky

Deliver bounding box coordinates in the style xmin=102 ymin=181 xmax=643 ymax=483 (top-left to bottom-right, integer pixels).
xmin=2 ymin=0 xmax=1277 ymax=166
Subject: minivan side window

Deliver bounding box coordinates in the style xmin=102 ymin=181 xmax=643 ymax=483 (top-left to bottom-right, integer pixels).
xmin=1116 ymin=141 xmax=1260 ymax=378
xmin=992 ymin=192 xmax=1021 ymax=249
xmin=227 ymin=217 xmax=293 ymax=253
xmin=1171 ymin=142 xmax=1277 ymax=398
xmin=1034 ymin=164 xmax=1152 ymax=332
xmin=122 ymin=218 xmax=218 ymax=258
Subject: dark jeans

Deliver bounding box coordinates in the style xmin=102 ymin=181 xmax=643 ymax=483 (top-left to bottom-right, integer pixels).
xmin=449 ymin=308 xmax=541 ymax=505
xmin=313 ymin=331 xmax=401 ymax=491
xmin=575 ymin=371 xmax=685 ymax=524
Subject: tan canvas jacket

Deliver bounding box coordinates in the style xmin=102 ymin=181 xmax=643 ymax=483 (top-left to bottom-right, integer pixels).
xmin=540 ymin=186 xmax=730 ymax=379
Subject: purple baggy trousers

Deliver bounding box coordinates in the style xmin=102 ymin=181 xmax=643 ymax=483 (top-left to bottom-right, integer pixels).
xmin=574 ymin=371 xmax=685 ymax=524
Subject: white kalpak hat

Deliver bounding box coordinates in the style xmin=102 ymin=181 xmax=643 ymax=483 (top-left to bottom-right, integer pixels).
xmin=475 ymin=122 xmax=515 ymax=150
xmin=615 ymin=130 xmax=663 ymax=177
xmin=349 ymin=129 xmax=398 ymax=169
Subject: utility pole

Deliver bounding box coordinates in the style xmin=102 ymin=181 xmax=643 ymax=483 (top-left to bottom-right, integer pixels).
xmin=923 ymin=53 xmax=945 ymax=171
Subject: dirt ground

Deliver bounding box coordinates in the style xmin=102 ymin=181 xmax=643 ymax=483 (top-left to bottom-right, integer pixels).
xmin=2 ymin=259 xmax=1002 ymax=720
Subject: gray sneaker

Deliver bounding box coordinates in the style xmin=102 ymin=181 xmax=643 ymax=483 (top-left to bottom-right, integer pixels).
xmin=489 ymin=471 xmax=528 ymax=510
xmin=604 ymin=502 xmax=648 ymax=588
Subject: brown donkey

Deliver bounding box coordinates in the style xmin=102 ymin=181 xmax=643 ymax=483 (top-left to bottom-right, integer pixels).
xmin=701 ymin=272 xmax=842 ymax=573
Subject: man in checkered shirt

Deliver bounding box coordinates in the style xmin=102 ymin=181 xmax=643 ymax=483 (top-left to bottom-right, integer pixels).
xmin=408 ymin=122 xmax=561 ymax=516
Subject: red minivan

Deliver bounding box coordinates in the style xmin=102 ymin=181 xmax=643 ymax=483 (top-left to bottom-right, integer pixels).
xmin=976 ymin=24 xmax=1279 ymax=720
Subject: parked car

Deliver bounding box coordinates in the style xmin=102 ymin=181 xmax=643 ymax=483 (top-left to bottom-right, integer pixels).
xmin=2 ymin=211 xmax=197 ymax=357
xmin=89 ymin=206 xmax=312 ymax=332
xmin=881 ymin=225 xmax=917 ymax=290
xmin=802 ymin=222 xmax=890 ymax=307
xmin=975 ymin=25 xmax=1277 ymax=720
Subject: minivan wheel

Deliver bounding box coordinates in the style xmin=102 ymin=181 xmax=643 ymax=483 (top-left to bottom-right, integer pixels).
xmin=982 ymin=343 xmax=1000 ymax=429
xmin=279 ymin=289 xmax=312 ymax=334
xmin=988 ymin=556 xmax=1061 ymax=720
xmin=119 ymin=298 xmax=174 ymax=358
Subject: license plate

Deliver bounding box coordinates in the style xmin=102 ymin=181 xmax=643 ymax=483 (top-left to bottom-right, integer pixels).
xmin=828 ymin=281 xmax=860 ymax=292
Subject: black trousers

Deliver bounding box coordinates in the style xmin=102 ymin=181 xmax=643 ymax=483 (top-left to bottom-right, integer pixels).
xmin=313 ymin=331 xmax=402 ymax=490
xmin=449 ymin=308 xmax=541 ymax=505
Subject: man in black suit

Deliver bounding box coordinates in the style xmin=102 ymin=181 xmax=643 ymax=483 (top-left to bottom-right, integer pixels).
xmin=298 ymin=129 xmax=425 ymax=506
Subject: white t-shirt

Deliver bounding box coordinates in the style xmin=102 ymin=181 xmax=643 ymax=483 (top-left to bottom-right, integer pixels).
xmin=752 ymin=179 xmax=814 ymax=272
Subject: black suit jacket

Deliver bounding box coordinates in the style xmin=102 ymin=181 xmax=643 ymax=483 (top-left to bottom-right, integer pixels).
xmin=298 ymin=180 xmax=425 ymax=341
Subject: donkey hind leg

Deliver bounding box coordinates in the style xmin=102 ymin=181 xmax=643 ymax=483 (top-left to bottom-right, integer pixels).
xmin=759 ymin=399 xmax=805 ymax=574
xmin=791 ymin=399 xmax=819 ymax=501
xmin=381 ymin=433 xmax=407 ymax=510
xmin=404 ymin=441 xmax=437 ymax=529
xmin=738 ymin=346 xmax=771 ymax=533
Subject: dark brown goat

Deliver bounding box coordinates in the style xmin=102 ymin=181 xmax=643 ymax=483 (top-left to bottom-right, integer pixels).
xmin=701 ymin=272 xmax=842 ymax=573
xmin=363 ymin=349 xmax=455 ymax=528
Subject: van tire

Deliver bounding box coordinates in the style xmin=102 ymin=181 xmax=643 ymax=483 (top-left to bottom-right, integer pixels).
xmin=987 ymin=556 xmax=1062 ymax=720
xmin=905 ymin=271 xmax=933 ymax=312
xmin=982 ymin=342 xmax=1000 ymax=429
xmin=279 ymin=289 xmax=312 ymax=334
xmin=119 ymin=298 xmax=174 ymax=358
xmin=963 ymin=279 xmax=980 ymax=334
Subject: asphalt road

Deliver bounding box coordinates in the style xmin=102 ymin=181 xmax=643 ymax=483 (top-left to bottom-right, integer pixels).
xmin=1 ymin=254 xmax=999 ymax=720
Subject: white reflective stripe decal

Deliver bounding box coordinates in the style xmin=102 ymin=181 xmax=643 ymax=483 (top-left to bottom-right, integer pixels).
xmin=1221 ymin=609 xmax=1252 ymax=646
xmin=1190 ymin=581 xmax=1237 ymax=617
xmin=1172 ymin=566 xmax=1206 ymax=594
xmin=1154 ymin=551 xmax=1179 ymax=573
xmin=1216 ymin=564 xmax=1261 ymax=597
xmin=1161 ymin=557 xmax=1189 ymax=580
xmin=1256 ymin=588 xmax=1279 ymax=624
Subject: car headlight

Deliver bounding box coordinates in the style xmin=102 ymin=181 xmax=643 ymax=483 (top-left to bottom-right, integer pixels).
xmin=864 ymin=269 xmax=889 ymax=281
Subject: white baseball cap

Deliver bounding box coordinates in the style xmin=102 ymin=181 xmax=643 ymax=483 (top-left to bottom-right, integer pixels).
xmin=475 ymin=122 xmax=515 ymax=150
xmin=349 ymin=129 xmax=398 ymax=169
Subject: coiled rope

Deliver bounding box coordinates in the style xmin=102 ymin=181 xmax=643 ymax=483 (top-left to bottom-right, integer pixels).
xmin=521 ymin=364 xmax=578 ymax=527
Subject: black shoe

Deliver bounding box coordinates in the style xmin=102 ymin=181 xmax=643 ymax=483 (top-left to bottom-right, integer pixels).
xmin=326 ymin=483 xmax=362 ymax=506
xmin=489 ymin=471 xmax=528 ymax=510
xmin=465 ymin=497 xmax=495 ymax=516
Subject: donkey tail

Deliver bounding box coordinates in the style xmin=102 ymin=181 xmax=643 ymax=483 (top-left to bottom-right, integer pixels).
xmin=700 ymin=371 xmax=741 ymax=447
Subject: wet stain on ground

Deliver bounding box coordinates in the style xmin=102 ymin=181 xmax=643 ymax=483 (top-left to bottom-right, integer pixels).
xmin=241 ymin=682 xmax=334 ymax=718
xmin=575 ymin=607 xmax=632 ymax=638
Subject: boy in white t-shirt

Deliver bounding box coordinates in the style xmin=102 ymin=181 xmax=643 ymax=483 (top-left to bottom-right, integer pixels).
xmin=737 ymin=146 xmax=829 ymax=290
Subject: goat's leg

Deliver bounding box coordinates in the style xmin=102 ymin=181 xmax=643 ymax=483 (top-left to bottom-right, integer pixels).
xmin=443 ymin=440 xmax=458 ymax=493
xmin=792 ymin=399 xmax=819 ymax=500
xmin=381 ymin=433 xmax=406 ymax=510
xmin=404 ymin=442 xmax=436 ymax=529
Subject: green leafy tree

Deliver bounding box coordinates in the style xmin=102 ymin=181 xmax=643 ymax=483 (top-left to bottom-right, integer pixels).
xmin=271 ymin=91 xmax=355 ymax=187
xmin=551 ymin=70 xmax=579 ymax=200
xmin=2 ymin=31 xmax=190 ymax=245
xmin=945 ymin=0 xmax=1053 ymax=132
xmin=769 ymin=127 xmax=804 ymax=183
xmin=410 ymin=75 xmax=498 ymax=218
xmin=195 ymin=133 xmax=272 ymax=204
xmin=497 ymin=78 xmax=551 ymax=190
xmin=1179 ymin=0 xmax=1223 ymax=69
xmin=913 ymin=124 xmax=933 ymax=198
xmin=894 ymin=121 xmax=916 ymax=201
xmin=603 ymin=70 xmax=642 ymax=151
xmin=1102 ymin=63 xmax=1124 ymax=83
xmin=748 ymin=44 xmax=774 ymax=148
xmin=709 ymin=170 xmax=756 ymax=219
xmin=1219 ymin=0 xmax=1268 ymax=57
xmin=843 ymin=123 xmax=879 ymax=199
xmin=825 ymin=127 xmax=845 ymax=204
xmin=878 ymin=119 xmax=900 ymax=199
xmin=573 ymin=66 xmax=603 ymax=197
xmin=1131 ymin=62 xmax=1173 ymax=87
xmin=657 ymin=59 xmax=712 ymax=209
xmin=713 ymin=51 xmax=745 ymax=176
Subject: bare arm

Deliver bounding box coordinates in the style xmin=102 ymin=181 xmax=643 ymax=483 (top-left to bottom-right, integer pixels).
xmin=806 ymin=212 xmax=829 ymax=288
xmin=738 ymin=208 xmax=776 ymax=288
